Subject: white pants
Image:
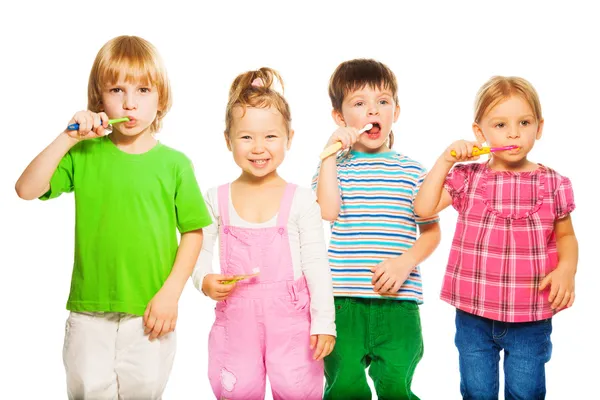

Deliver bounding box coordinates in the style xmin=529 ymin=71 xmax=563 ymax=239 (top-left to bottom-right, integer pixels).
xmin=63 ymin=312 xmax=176 ymax=400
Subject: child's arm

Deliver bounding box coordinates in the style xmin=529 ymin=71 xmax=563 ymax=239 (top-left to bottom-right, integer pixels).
xmin=315 ymin=127 xmax=360 ymax=221
xmin=414 ymin=140 xmax=481 ymax=217
xmin=144 ymin=229 xmax=204 ymax=340
xmin=539 ymin=215 xmax=578 ymax=310
xmin=191 ymin=189 xmax=236 ymax=301
xmin=143 ymin=163 xmax=213 ymax=340
xmin=297 ymin=190 xmax=336 ymax=360
xmin=372 ymin=221 xmax=441 ymax=293
xmin=15 ymin=111 xmax=108 ymax=200
xmin=315 ymin=156 xmax=341 ymax=221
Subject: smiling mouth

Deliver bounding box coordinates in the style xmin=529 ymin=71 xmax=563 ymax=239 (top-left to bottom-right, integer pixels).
xmin=250 ymin=159 xmax=269 ymax=165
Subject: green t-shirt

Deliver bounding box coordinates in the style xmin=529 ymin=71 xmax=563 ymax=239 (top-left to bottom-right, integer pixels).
xmin=41 ymin=135 xmax=212 ymax=315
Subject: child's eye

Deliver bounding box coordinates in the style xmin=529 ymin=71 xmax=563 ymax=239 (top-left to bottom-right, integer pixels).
xmin=266 ymin=135 xmax=277 ymax=139
xmin=354 ymin=101 xmax=364 ymax=107
xmin=139 ymin=87 xmax=151 ymax=93
xmin=520 ymin=120 xmax=530 ymax=126
xmin=240 ymin=135 xmax=252 ymax=140
xmin=109 ymin=88 xmax=122 ymax=93
xmin=379 ymin=100 xmax=389 ymax=105
xmin=495 ymin=122 xmax=505 ymax=128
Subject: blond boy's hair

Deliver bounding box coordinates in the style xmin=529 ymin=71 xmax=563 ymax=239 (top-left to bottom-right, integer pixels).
xmin=88 ymin=36 xmax=172 ymax=133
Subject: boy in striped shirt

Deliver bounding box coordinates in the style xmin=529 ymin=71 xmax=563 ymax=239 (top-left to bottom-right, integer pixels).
xmin=312 ymin=59 xmax=441 ymax=399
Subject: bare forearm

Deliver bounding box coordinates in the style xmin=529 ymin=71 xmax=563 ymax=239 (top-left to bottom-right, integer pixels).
xmin=163 ymin=229 xmax=204 ymax=297
xmin=15 ymin=132 xmax=78 ymax=200
xmin=414 ymin=156 xmax=454 ymax=217
xmin=316 ymin=157 xmax=341 ymax=221
xmin=400 ymin=223 xmax=441 ymax=267
xmin=557 ymin=233 xmax=578 ymax=272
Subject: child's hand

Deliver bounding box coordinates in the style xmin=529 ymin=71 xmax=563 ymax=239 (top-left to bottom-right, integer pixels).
xmin=371 ymin=256 xmax=416 ymax=294
xmin=443 ymin=140 xmax=482 ymax=163
xmin=325 ymin=127 xmax=360 ymax=151
xmin=202 ymin=274 xmax=236 ymax=301
xmin=143 ymin=286 xmax=179 ymax=340
xmin=64 ymin=110 xmax=109 ymax=140
xmin=310 ymin=334 xmax=336 ymax=360
xmin=539 ymin=265 xmax=576 ymax=310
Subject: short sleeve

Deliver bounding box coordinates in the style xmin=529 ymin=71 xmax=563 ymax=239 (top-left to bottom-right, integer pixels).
xmin=175 ymin=161 xmax=213 ymax=233
xmin=444 ymin=163 xmax=471 ymax=211
xmin=39 ymin=150 xmax=75 ymax=200
xmin=554 ymin=176 xmax=575 ymax=219
xmin=310 ymin=163 xmax=320 ymax=192
xmin=413 ymin=167 xmax=440 ymax=225
xmin=311 ymin=158 xmax=343 ymax=196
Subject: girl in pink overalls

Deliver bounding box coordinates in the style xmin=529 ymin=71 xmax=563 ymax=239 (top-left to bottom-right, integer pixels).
xmin=193 ymin=68 xmax=336 ymax=399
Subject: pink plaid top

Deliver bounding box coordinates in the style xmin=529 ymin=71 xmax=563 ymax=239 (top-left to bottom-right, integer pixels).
xmin=441 ymin=162 xmax=575 ymax=322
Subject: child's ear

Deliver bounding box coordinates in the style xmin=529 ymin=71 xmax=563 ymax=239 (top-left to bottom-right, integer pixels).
xmin=286 ymin=129 xmax=295 ymax=150
xmin=331 ymin=109 xmax=346 ymax=128
xmin=393 ymin=104 xmax=400 ymax=122
xmin=536 ymin=118 xmax=544 ymax=140
xmin=472 ymin=122 xmax=486 ymax=144
xmin=224 ymin=131 xmax=232 ymax=151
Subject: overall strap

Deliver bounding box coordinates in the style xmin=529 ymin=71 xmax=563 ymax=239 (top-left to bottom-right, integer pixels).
xmin=217 ymin=184 xmax=230 ymax=226
xmin=276 ymin=183 xmax=297 ymax=227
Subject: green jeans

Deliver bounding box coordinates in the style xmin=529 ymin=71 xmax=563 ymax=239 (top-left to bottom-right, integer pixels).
xmin=324 ymin=297 xmax=423 ymax=400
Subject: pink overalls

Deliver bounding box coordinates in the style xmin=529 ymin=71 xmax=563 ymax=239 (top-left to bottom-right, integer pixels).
xmin=208 ymin=183 xmax=324 ymax=400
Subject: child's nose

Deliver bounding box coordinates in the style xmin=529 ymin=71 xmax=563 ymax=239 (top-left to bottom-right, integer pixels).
xmin=507 ymin=126 xmax=521 ymax=138
xmin=367 ymin=105 xmax=379 ymax=115
xmin=252 ymin=142 xmax=265 ymax=152
xmin=123 ymin=93 xmax=137 ymax=110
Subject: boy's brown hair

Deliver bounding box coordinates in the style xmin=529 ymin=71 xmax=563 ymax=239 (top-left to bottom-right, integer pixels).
xmin=329 ymin=59 xmax=399 ymax=148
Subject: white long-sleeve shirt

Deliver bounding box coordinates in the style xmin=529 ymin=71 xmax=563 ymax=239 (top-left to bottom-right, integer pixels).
xmin=192 ymin=185 xmax=336 ymax=336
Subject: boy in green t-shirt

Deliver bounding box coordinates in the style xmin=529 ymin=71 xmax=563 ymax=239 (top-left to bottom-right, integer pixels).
xmin=15 ymin=35 xmax=212 ymax=399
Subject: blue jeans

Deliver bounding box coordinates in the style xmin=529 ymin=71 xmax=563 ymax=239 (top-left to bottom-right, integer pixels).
xmin=455 ymin=309 xmax=552 ymax=400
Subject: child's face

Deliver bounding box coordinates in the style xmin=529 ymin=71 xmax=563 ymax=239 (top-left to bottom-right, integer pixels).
xmin=473 ymin=95 xmax=544 ymax=163
xmin=226 ymin=106 xmax=293 ymax=179
xmin=101 ymin=75 xmax=160 ymax=136
xmin=334 ymin=85 xmax=400 ymax=152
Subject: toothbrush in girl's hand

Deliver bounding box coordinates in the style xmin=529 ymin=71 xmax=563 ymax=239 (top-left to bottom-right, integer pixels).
xmin=319 ymin=123 xmax=374 ymax=160
xmin=67 ymin=117 xmax=130 ymax=131
xmin=451 ymin=145 xmax=519 ymax=157
xmin=221 ymin=268 xmax=260 ymax=285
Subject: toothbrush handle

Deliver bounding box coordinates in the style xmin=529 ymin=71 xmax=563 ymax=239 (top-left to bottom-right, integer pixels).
xmin=450 ymin=147 xmax=490 ymax=157
xmin=67 ymin=121 xmax=105 ymax=131
xmin=319 ymin=125 xmax=372 ymax=160
xmin=320 ymin=142 xmax=343 ymax=160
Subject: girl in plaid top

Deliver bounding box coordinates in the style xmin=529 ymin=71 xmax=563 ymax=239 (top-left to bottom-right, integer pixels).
xmin=415 ymin=76 xmax=578 ymax=400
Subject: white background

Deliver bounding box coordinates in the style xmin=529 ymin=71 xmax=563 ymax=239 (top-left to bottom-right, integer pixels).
xmin=1 ymin=1 xmax=597 ymax=398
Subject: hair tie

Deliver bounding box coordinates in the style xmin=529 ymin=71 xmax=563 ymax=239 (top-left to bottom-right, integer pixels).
xmin=251 ymin=77 xmax=265 ymax=87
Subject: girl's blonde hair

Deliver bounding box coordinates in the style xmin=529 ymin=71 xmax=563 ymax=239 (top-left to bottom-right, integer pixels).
xmin=474 ymin=76 xmax=542 ymax=124
xmin=88 ymin=35 xmax=172 ymax=134
xmin=225 ymin=67 xmax=291 ymax=135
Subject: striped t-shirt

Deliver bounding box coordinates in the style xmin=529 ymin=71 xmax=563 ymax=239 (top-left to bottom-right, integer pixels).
xmin=312 ymin=150 xmax=439 ymax=302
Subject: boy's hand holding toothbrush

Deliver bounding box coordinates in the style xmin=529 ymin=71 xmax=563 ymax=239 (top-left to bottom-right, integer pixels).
xmin=63 ymin=111 xmax=110 ymax=140
xmin=319 ymin=124 xmax=373 ymax=160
